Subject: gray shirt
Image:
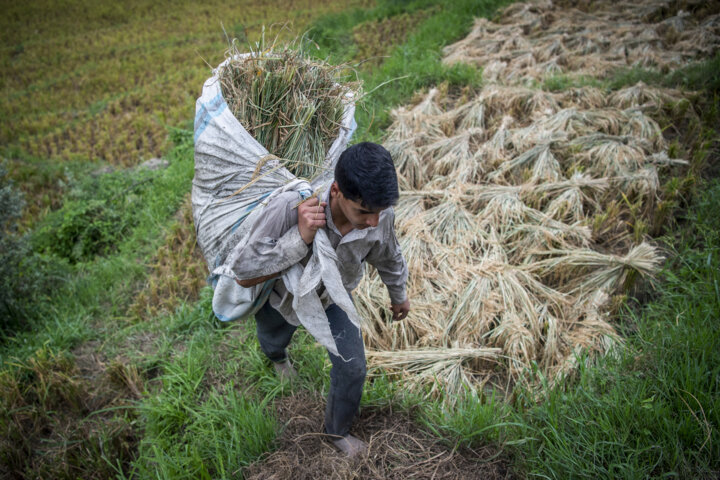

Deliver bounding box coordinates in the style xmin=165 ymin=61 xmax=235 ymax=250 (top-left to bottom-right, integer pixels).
xmin=230 ymin=186 xmax=408 ymax=323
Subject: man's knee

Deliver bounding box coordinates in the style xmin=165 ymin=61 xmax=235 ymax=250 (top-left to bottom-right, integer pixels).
xmin=335 ymin=356 xmax=367 ymax=383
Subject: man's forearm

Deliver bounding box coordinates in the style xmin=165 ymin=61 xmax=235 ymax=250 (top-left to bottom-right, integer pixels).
xmin=231 ymin=225 xmax=309 ymax=280
xmin=236 ymin=272 xmax=280 ymax=288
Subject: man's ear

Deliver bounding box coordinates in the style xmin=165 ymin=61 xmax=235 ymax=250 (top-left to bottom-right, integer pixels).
xmin=330 ymin=181 xmax=341 ymax=198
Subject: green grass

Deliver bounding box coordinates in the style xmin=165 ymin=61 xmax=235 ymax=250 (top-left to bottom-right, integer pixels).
xmin=126 ymin=303 xmax=278 ymax=479
xmin=115 ymin=287 xmax=334 ymax=478
xmin=0 ymin=130 xmax=195 ymax=477
xmin=1 ymin=130 xmax=194 ymax=352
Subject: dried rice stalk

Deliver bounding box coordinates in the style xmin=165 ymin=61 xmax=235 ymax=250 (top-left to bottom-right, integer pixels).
xmin=401 ymin=175 xmax=607 ymax=213
xmin=525 ymin=242 xmax=663 ymax=296
xmin=479 ymin=85 xmax=560 ymax=120
xmin=442 ymin=275 xmax=498 ymax=342
xmin=559 ymin=87 xmax=607 ymax=110
xmin=608 ymin=82 xmax=685 ymax=109
xmin=487 ymin=142 xmax=563 ymax=183
xmin=421 ymin=128 xmax=481 ymax=180
xmin=366 ymin=346 xmax=501 ymax=399
xmin=219 ymin=40 xmax=357 ymax=179
xmin=422 ymin=195 xmax=478 ymax=246
xmin=366 ymin=346 xmax=502 ymax=370
xmin=544 ymin=186 xmax=587 ymax=223
xmin=568 ymin=134 xmax=648 ymax=177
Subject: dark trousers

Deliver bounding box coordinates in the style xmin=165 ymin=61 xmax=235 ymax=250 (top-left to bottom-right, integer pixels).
xmin=254 ymin=301 xmax=367 ymax=437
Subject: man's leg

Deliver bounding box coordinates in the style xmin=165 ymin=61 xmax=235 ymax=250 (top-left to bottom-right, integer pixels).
xmin=254 ymin=301 xmax=297 ymax=363
xmin=324 ymin=303 xmax=367 ymax=441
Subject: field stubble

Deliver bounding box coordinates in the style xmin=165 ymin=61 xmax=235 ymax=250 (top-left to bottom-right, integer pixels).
xmin=1 ymin=0 xmax=369 ymax=223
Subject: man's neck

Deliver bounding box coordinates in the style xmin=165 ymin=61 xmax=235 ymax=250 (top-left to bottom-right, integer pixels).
xmin=329 ymin=195 xmax=352 ymax=236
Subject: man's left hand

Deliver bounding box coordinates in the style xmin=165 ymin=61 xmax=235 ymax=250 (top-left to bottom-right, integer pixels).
xmin=391 ymin=299 xmax=410 ymax=321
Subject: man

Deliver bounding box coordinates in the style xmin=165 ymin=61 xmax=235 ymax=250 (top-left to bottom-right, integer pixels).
xmin=231 ymin=142 xmax=410 ymax=457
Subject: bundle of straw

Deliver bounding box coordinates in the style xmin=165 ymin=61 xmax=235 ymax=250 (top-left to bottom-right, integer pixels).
xmin=218 ymin=39 xmax=356 ymax=179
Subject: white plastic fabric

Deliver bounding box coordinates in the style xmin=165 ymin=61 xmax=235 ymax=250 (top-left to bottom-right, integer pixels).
xmin=192 ymin=55 xmax=360 ymax=356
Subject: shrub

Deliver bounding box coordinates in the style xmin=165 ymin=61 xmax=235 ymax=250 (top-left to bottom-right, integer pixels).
xmin=33 ymin=168 xmax=157 ymax=263
xmin=1 ymin=164 xmax=69 ymax=335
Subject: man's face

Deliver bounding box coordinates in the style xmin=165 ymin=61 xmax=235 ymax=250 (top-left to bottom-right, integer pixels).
xmin=340 ymin=196 xmax=384 ymax=230
xmin=332 ymin=183 xmax=385 ymax=230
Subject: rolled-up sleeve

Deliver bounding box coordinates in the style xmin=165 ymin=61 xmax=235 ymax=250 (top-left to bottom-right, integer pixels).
xmin=365 ymin=208 xmax=409 ymax=304
xmin=230 ymin=192 xmax=309 ymax=280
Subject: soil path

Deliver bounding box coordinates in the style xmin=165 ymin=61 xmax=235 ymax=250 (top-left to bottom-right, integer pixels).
xmin=244 ymin=391 xmax=513 ymax=480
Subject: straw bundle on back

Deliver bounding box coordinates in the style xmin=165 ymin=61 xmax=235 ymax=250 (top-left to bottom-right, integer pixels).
xmin=218 ymin=40 xmax=356 ymax=180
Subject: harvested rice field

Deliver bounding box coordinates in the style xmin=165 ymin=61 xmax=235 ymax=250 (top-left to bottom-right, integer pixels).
xmin=0 ymin=0 xmax=368 ymax=222
xmin=2 ymin=0 xmax=718 ymax=478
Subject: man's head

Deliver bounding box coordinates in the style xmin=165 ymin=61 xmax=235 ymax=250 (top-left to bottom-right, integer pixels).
xmin=334 ymin=142 xmax=399 ymax=209
xmin=332 ymin=142 xmax=399 ymax=230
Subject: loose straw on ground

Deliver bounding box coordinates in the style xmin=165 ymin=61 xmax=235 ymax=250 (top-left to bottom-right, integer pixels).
xmin=356 ymin=0 xmax=706 ymax=402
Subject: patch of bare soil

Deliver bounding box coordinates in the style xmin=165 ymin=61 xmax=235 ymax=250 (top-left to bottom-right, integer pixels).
xmin=244 ymin=391 xmax=513 ymax=480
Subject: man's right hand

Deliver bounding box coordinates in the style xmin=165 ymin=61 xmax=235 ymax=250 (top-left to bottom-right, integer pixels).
xmin=297 ymin=197 xmax=327 ymax=244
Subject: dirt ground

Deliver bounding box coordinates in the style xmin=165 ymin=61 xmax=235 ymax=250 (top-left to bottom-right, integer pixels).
xmin=244 ymin=391 xmax=513 ymax=480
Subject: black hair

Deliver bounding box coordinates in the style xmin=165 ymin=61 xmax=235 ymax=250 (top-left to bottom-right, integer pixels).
xmin=334 ymin=142 xmax=399 ymax=210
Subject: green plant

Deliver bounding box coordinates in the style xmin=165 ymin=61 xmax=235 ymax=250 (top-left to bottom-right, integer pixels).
xmin=420 ymin=387 xmax=516 ymax=449
xmin=126 ymin=305 xmax=278 ymax=479
xmin=0 ymin=164 xmax=27 ymax=329
xmin=33 ymin=169 xmax=158 ymax=263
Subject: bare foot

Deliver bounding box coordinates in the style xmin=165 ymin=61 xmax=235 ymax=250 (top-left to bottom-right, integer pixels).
xmin=332 ymin=434 xmax=368 ymax=458
xmin=273 ymin=360 xmax=297 ymax=380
